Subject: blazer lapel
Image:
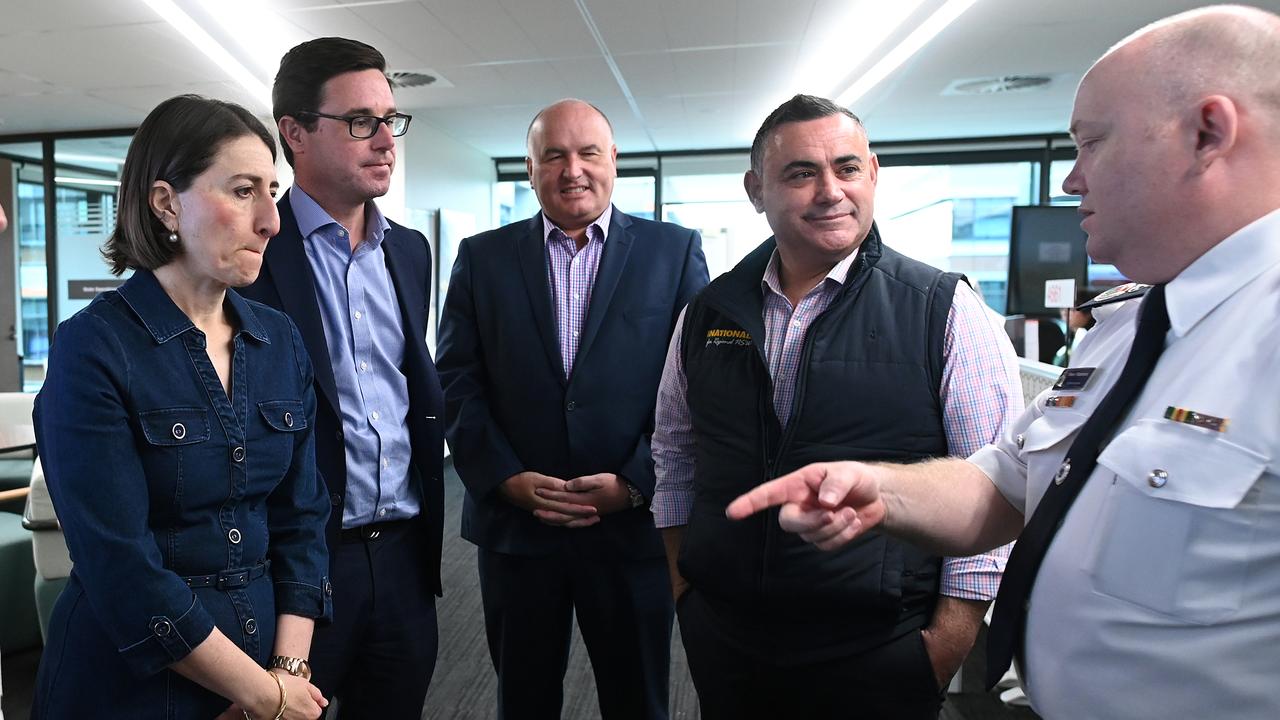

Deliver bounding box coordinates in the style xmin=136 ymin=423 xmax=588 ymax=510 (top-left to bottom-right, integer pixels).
xmin=516 ymin=213 xmax=566 ymax=382
xmin=575 ymin=208 xmax=633 ymax=370
xmin=381 ymin=228 xmax=428 ymax=360
xmin=267 ymin=191 xmax=342 ymax=414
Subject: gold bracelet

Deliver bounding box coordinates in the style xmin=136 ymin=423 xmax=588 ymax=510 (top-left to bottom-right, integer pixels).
xmin=269 ymin=669 xmax=288 ymax=720
xmin=242 ymin=671 xmax=287 ymax=720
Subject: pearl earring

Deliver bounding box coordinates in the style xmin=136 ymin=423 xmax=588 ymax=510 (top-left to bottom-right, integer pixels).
xmin=168 ymin=231 xmax=178 ymax=244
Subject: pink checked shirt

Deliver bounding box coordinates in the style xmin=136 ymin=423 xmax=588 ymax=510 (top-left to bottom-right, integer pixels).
xmin=652 ymin=248 xmax=1022 ymax=601
xmin=543 ymin=205 xmax=612 ymax=378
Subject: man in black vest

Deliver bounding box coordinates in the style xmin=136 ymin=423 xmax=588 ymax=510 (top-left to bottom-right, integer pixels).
xmin=726 ymin=8 xmax=1280 ymax=720
xmin=651 ymin=94 xmax=1021 ymax=719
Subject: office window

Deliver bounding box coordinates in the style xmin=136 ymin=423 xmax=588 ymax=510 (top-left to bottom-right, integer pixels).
xmin=660 ymin=154 xmax=770 ymax=281
xmin=876 ymin=163 xmax=1037 ymax=313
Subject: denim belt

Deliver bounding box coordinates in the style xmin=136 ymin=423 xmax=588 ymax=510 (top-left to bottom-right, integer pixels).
xmin=339 ymin=518 xmax=412 ymax=544
xmin=181 ymin=559 xmax=271 ymax=590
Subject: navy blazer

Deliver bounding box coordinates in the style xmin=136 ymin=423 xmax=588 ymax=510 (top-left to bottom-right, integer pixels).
xmin=241 ymin=189 xmax=445 ymax=594
xmin=437 ymin=208 xmax=708 ymax=559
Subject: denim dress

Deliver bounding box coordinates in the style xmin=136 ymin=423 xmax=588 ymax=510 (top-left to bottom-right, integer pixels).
xmin=31 ymin=270 xmax=332 ymax=718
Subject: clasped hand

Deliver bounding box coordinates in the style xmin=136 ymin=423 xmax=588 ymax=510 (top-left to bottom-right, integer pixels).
xmin=501 ymin=471 xmax=631 ymax=527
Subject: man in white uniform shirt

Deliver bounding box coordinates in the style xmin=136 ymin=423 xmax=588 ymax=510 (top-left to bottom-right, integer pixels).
xmin=725 ymin=5 xmax=1280 ymax=719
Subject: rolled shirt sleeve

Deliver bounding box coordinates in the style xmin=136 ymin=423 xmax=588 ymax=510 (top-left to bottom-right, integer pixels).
xmin=34 ymin=313 xmax=217 ymax=677
xmin=938 ymin=283 xmax=1024 ymax=601
xmin=651 ymin=308 xmax=695 ymax=528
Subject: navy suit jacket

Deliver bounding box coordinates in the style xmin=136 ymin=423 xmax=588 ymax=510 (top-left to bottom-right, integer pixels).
xmin=437 ymin=208 xmax=708 ymax=559
xmin=241 ymin=189 xmax=445 ymax=594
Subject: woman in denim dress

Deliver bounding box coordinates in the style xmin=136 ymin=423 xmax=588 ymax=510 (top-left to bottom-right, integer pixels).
xmin=32 ymin=96 xmax=331 ymax=719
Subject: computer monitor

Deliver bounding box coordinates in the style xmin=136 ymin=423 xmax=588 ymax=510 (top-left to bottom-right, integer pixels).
xmin=1006 ymin=206 xmax=1089 ymax=315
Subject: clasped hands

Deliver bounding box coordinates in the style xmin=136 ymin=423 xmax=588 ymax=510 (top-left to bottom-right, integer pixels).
xmin=215 ymin=670 xmax=327 ymax=720
xmin=501 ymin=471 xmax=631 ymax=527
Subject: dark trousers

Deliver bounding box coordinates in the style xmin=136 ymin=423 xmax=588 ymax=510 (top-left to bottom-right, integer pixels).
xmin=678 ymin=588 xmax=944 ymax=720
xmin=312 ymin=519 xmax=439 ymax=720
xmin=478 ymin=547 xmax=675 ymax=720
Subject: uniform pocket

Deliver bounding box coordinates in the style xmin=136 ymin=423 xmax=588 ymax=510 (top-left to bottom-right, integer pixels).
xmin=1086 ymin=418 xmax=1266 ymax=623
xmin=138 ymin=407 xmax=210 ymax=446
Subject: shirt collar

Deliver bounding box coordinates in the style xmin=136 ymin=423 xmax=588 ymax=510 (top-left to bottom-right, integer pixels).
xmin=761 ymin=247 xmax=860 ymax=299
xmin=116 ymin=269 xmax=269 ymax=345
xmin=542 ymin=204 xmax=613 ymax=246
xmin=1166 ymin=206 xmax=1280 ymax=338
xmin=289 ymin=183 xmax=391 ymax=250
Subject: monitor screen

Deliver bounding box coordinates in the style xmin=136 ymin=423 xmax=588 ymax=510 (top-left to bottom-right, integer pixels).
xmin=1006 ymin=206 xmax=1089 ymax=316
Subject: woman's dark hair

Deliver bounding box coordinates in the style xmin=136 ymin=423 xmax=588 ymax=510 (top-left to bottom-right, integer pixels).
xmin=103 ymin=94 xmax=276 ymax=276
xmin=272 ymin=37 xmax=388 ymax=167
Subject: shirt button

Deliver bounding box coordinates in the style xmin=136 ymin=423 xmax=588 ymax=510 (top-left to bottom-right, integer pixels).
xmin=171 ymin=423 xmax=186 ymax=440
xmin=573 ymin=293 xmax=580 ymax=300
xmin=228 ymin=528 xmax=242 ymax=544
xmin=381 ymin=457 xmax=389 ymax=469
xmin=354 ymin=311 xmax=362 ymax=320
xmin=359 ymin=361 xmax=368 ymax=372
xmin=370 ymin=411 xmax=380 ymax=421
xmin=378 ymin=508 xmax=388 ymax=517
xmin=152 ymin=619 xmax=172 ymax=637
xmin=324 ymin=580 xmax=333 ymax=597
xmin=232 ymin=446 xmax=246 ymax=463
xmin=573 ymin=330 xmax=580 ymax=338
xmin=1148 ymin=469 xmax=1168 ymax=488
xmin=338 ymin=228 xmax=347 ymax=237
xmin=244 ymin=618 xmax=257 ymax=635
xmin=1015 ymin=433 xmax=1025 ymax=450
xmin=1054 ymin=460 xmax=1071 ymax=485
xmin=284 ymin=412 xmax=294 ymax=428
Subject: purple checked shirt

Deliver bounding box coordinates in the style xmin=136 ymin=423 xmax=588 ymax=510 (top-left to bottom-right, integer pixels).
xmin=652 ymin=249 xmax=1022 ymax=601
xmin=543 ymin=205 xmax=612 ymax=377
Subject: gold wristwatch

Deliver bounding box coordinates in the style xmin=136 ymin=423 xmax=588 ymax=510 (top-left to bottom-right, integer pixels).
xmin=268 ymin=655 xmax=312 ymax=680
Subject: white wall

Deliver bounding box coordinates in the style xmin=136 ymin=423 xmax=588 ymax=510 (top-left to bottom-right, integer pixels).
xmin=399 ymin=118 xmax=495 ymax=350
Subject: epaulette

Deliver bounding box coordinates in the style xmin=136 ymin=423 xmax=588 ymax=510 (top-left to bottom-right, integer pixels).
xmin=1076 ymin=282 xmax=1151 ymax=310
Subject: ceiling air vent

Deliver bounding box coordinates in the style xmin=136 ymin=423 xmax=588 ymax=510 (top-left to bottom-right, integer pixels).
xmin=943 ymin=75 xmax=1053 ymax=96
xmin=387 ymin=71 xmax=438 ymax=89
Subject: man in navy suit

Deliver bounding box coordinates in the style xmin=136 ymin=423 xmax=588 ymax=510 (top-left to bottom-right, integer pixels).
xmin=437 ymin=99 xmax=709 ymax=720
xmin=241 ymin=37 xmax=444 ymax=719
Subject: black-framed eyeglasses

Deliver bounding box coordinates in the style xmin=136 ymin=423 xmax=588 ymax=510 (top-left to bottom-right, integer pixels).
xmin=297 ymin=111 xmax=412 ymax=139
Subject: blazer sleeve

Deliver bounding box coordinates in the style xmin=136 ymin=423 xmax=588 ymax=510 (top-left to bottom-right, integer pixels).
xmin=437 ymin=237 xmax=525 ymax=499
xmin=618 ymin=227 xmax=710 ymax=498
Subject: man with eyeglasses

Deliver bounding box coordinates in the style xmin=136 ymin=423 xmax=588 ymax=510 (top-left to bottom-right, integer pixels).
xmin=241 ymin=36 xmax=444 ymax=719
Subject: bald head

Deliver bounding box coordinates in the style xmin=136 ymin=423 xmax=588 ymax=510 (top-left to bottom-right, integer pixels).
xmin=1064 ymin=5 xmax=1280 ymax=284
xmin=526 ymin=99 xmax=613 ymax=156
xmin=1093 ymin=5 xmax=1280 ymax=130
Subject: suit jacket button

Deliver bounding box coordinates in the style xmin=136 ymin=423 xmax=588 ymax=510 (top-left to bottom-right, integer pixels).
xmin=330 ymin=493 xmax=342 ymax=507
xmin=566 ymin=401 xmax=577 ymax=412
xmin=244 ymin=618 xmax=257 ymax=635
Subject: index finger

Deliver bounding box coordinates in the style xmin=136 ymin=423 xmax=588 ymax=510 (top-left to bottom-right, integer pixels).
xmin=725 ymin=465 xmax=827 ymax=520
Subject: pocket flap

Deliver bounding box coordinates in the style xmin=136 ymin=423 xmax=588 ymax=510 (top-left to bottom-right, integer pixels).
xmin=1021 ymin=410 xmax=1088 ymax=452
xmin=1097 ymin=418 xmax=1266 ymax=509
xmin=139 ymin=407 xmax=210 ymax=446
xmin=258 ymin=400 xmax=307 ymax=432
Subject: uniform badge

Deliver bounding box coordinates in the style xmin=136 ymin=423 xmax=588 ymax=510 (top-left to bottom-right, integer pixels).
xmin=1164 ymin=406 xmax=1228 ymax=432
xmin=1045 ymin=395 xmax=1076 ymax=408
xmin=1052 ymin=367 xmax=1096 ymax=391
xmin=1076 ymin=282 xmax=1151 ymax=310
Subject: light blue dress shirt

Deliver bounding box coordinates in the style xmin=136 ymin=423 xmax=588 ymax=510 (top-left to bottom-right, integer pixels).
xmin=291 ymin=186 xmax=417 ymax=528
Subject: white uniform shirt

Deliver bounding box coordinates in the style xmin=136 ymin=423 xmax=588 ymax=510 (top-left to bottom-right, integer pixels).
xmin=970 ymin=207 xmax=1280 ymax=720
